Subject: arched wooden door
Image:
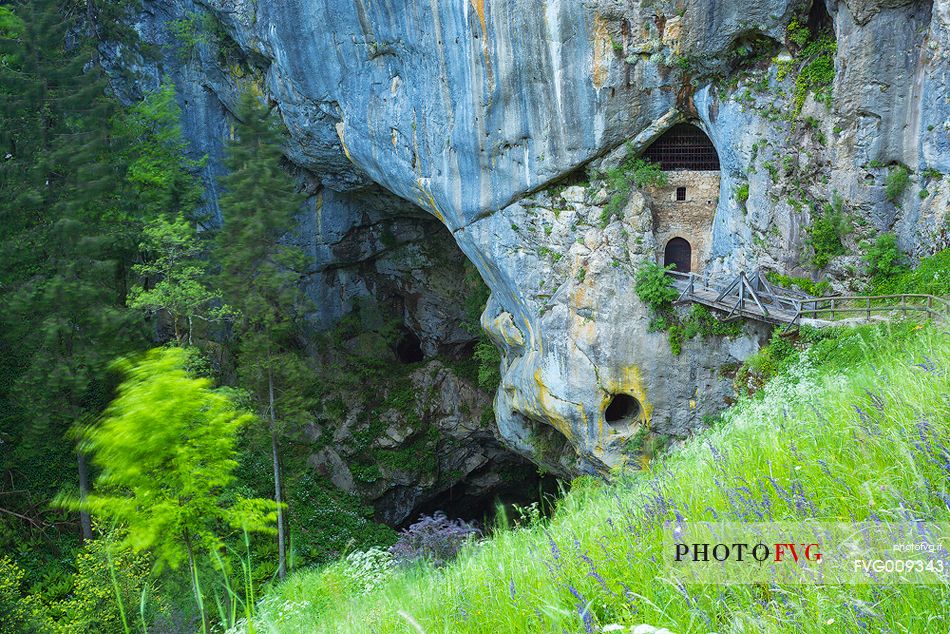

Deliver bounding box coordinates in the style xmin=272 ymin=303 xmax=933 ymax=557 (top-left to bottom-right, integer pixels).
xmin=664 ymin=237 xmax=692 ymax=273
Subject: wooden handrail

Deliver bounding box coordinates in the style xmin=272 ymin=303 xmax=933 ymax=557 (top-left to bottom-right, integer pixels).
xmin=664 ymin=268 xmax=949 ymax=328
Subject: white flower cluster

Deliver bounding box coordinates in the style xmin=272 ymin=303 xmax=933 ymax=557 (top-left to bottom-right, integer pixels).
xmin=227 ymin=595 xmax=314 ymax=632
xmin=725 ymin=352 xmax=820 ymax=430
xmin=341 ymin=546 xmax=395 ymax=595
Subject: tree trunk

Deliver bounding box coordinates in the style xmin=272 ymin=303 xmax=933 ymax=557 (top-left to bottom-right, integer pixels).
xmin=268 ymin=368 xmax=287 ymax=580
xmin=185 ymin=536 xmax=207 ymax=634
xmin=77 ymin=452 xmax=93 ymax=541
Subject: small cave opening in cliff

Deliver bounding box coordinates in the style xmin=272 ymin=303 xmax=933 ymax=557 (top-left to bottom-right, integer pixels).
xmin=400 ymin=462 xmax=562 ymax=531
xmin=605 ymin=394 xmax=641 ymax=425
xmin=807 ymin=0 xmax=833 ymax=33
xmin=394 ymin=327 xmax=424 ymax=363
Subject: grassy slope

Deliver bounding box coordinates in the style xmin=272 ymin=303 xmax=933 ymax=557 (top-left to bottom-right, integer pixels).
xmin=251 ymin=322 xmax=949 ymax=633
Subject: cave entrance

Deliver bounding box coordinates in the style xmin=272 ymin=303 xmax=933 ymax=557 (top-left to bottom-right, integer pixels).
xmin=400 ymin=462 xmax=561 ymax=531
xmin=643 ymin=123 xmax=720 ymax=171
xmin=394 ymin=327 xmax=424 ymax=363
xmin=808 ymin=0 xmax=833 ymax=32
xmin=605 ymin=394 xmax=641 ymax=425
xmin=664 ymin=237 xmax=692 ymax=273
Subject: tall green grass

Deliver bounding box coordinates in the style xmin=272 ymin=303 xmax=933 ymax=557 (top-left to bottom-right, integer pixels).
xmin=246 ymin=322 xmax=950 ymax=633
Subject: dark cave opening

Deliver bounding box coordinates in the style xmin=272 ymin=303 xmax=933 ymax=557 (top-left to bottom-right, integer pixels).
xmin=398 ymin=463 xmax=562 ymax=531
xmin=808 ymin=0 xmax=833 ymax=33
xmin=605 ymin=394 xmax=641 ymax=424
xmin=394 ymin=327 xmax=424 ymax=363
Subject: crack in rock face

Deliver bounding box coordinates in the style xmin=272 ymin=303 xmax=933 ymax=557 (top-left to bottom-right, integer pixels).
xmin=113 ymin=0 xmax=950 ymax=474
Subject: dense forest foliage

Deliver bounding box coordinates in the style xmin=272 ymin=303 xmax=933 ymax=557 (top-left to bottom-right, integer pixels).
xmin=0 ymin=2 xmax=401 ymax=631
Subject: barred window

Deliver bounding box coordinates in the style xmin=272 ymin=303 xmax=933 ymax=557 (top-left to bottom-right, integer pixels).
xmin=642 ymin=123 xmax=720 ymax=171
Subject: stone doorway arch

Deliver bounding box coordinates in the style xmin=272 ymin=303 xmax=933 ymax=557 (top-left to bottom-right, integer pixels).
xmin=664 ymin=237 xmax=692 ymax=273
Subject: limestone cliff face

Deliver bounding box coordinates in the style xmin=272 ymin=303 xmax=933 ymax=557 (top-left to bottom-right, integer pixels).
xmin=109 ymin=0 xmax=949 ymax=476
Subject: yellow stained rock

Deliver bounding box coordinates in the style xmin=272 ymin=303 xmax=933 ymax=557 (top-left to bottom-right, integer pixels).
xmin=532 ymin=370 xmax=575 ymax=441
xmin=591 ymin=13 xmax=610 ymax=88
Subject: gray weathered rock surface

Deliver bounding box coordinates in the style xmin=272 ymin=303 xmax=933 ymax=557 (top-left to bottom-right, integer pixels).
xmin=105 ymin=0 xmax=950 ymax=478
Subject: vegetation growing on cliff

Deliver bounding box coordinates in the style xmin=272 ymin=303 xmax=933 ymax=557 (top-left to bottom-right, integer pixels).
xmin=600 ymin=151 xmax=667 ymax=228
xmin=885 ymin=164 xmax=911 ymax=203
xmin=242 ymin=321 xmax=949 ymax=633
xmin=804 ymin=196 xmax=851 ymax=269
xmin=778 ymin=13 xmax=837 ymax=120
xmin=635 ymin=262 xmax=741 ymax=355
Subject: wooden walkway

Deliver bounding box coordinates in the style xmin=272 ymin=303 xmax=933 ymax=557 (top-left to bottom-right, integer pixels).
xmin=667 ymin=270 xmax=950 ymax=330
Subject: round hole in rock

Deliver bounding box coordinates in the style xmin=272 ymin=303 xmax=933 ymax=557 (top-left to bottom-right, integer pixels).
xmin=604 ymin=394 xmax=640 ymax=424
xmin=395 ymin=328 xmax=424 ymax=363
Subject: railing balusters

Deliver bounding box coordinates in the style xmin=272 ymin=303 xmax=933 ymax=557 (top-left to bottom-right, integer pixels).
xmin=663 ymin=270 xmax=947 ymax=328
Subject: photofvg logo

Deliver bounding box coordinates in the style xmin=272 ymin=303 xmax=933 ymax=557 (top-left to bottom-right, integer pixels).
xmin=673 ymin=541 xmax=822 ymax=564
xmin=663 ymin=522 xmax=950 ymax=585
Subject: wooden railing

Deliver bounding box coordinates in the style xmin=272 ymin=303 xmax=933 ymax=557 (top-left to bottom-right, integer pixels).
xmin=666 ymin=269 xmax=950 ymax=329
xmin=792 ymin=294 xmax=950 ymax=326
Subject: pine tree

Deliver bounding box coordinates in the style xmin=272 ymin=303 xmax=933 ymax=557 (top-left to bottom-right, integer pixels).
xmin=215 ymin=91 xmax=314 ymax=580
xmin=0 ymin=1 xmax=181 ymax=544
xmin=0 ymin=0 xmax=144 ymax=542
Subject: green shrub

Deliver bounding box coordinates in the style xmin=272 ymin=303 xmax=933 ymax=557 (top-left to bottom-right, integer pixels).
xmin=634 ymin=261 xmax=678 ymax=312
xmin=885 ymin=164 xmax=911 ymax=203
xmin=734 ymin=328 xmax=800 ymax=395
xmin=668 ymin=325 xmax=683 ymax=355
xmin=48 ymin=531 xmax=159 ymax=634
xmin=786 ymin=16 xmax=810 ymax=48
xmin=805 ymin=201 xmax=850 ymax=269
xmin=871 ymin=247 xmax=949 ymax=296
xmin=791 ymin=35 xmax=836 ymax=119
xmin=629 ymin=157 xmax=668 ymax=189
xmin=473 ymin=338 xmax=501 ymax=390
xmin=734 ymin=181 xmax=749 ymax=205
xmin=690 ymin=304 xmax=742 ymax=337
xmin=764 ymin=271 xmax=831 ymax=296
xmin=647 ymin=315 xmax=670 ymax=332
xmin=289 ymin=473 xmax=397 ymax=566
xmin=659 ymin=304 xmax=741 ymax=356
xmin=0 ymin=557 xmax=44 ymax=632
xmin=599 ymin=152 xmax=667 ymax=227
xmin=863 ymin=233 xmax=906 ymax=279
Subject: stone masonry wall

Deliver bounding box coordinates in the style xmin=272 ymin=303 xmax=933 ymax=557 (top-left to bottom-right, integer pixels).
xmin=647 ymin=170 xmax=721 ymax=273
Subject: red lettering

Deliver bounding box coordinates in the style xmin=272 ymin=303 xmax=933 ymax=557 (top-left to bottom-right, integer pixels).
xmin=774 ymin=543 xmax=800 ymax=562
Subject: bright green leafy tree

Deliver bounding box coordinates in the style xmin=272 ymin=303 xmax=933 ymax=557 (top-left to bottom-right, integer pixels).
xmin=73 ymin=347 xmax=277 ymax=631
xmin=130 ymin=214 xmax=231 ymax=345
